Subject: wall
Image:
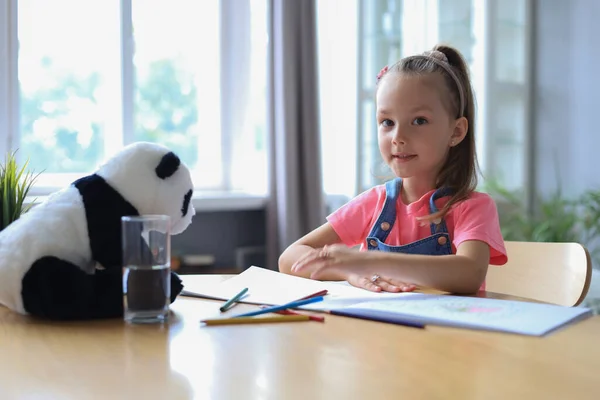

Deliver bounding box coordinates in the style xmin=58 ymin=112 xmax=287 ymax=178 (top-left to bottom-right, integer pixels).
xmin=172 ymin=209 xmax=266 ymax=272
xmin=171 ymin=198 xmax=342 ymax=272
xmin=535 ymin=0 xmax=600 ymax=197
xmin=535 ymin=0 xmax=600 ymax=300
xmin=567 ymin=0 xmax=600 ymax=196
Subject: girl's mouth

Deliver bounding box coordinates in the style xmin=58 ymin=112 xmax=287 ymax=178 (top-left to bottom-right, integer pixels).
xmin=392 ymin=154 xmax=417 ymax=163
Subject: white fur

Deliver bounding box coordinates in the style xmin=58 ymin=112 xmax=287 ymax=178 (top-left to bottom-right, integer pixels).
xmin=96 ymin=142 xmax=196 ymax=234
xmin=0 ymin=186 xmax=92 ymax=313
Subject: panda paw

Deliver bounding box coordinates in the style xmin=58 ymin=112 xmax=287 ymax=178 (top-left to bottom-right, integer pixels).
xmin=170 ymin=271 xmax=183 ymax=303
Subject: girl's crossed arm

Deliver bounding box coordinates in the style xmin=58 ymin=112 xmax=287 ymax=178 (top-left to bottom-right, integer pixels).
xmin=360 ymin=240 xmax=490 ymax=294
xmin=282 ymin=225 xmax=490 ymax=295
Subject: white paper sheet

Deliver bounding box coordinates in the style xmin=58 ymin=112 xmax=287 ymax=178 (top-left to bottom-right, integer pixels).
xmin=182 ymin=266 xmax=333 ymax=304
xmin=181 ymin=266 xmax=417 ymax=305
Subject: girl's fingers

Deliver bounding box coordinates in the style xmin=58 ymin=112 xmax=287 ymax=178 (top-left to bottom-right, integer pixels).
xmin=374 ymin=279 xmax=402 ymax=292
xmin=382 ymin=277 xmax=417 ymax=292
xmin=364 ymin=275 xmax=416 ymax=292
xmin=363 ymin=277 xmax=382 ymax=292
xmin=347 ymin=276 xmax=382 ymax=292
xmin=292 ymin=251 xmax=322 ymax=272
xmin=297 ymin=248 xmax=321 ymax=264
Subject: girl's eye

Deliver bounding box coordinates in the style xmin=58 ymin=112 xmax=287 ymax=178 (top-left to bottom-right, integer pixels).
xmin=380 ymin=119 xmax=394 ymax=127
xmin=412 ymin=117 xmax=428 ymax=125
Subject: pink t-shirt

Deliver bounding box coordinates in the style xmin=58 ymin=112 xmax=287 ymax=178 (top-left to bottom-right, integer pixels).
xmin=327 ymin=185 xmax=508 ymax=266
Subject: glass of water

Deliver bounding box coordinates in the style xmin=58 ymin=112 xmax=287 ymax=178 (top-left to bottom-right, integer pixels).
xmin=122 ymin=215 xmax=171 ymax=324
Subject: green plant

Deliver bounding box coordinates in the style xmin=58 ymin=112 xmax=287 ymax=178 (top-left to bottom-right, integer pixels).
xmin=482 ymin=178 xmax=600 ymax=268
xmin=0 ymin=151 xmax=40 ymax=231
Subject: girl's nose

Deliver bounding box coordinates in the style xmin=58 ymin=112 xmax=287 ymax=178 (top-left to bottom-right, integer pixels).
xmin=392 ymin=128 xmax=406 ymax=145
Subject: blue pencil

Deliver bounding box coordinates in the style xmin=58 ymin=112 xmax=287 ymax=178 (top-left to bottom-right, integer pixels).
xmin=220 ymin=287 xmax=249 ymax=312
xmin=232 ymin=296 xmax=325 ymax=318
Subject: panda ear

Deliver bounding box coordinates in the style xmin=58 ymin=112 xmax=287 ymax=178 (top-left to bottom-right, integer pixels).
xmin=155 ymin=152 xmax=181 ymax=179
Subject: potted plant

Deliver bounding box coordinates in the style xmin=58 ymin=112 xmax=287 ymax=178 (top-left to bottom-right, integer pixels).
xmin=483 ymin=179 xmax=600 ymax=265
xmin=0 ymin=151 xmax=40 ymax=232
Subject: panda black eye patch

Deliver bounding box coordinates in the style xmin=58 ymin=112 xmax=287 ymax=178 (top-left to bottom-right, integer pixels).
xmin=182 ymin=189 xmax=192 ymax=217
xmin=155 ymin=152 xmax=181 ymax=179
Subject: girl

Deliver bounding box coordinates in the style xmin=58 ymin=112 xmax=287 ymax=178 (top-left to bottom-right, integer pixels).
xmin=279 ymin=44 xmax=508 ymax=295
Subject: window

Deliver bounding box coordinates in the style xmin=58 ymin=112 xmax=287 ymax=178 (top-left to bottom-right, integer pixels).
xmin=317 ymin=0 xmax=359 ymax=200
xmin=0 ymin=0 xmax=268 ymax=196
xmin=318 ymin=0 xmax=532 ymax=199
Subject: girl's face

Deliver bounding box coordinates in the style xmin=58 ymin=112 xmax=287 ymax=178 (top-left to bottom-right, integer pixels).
xmin=376 ymin=73 xmax=465 ymax=185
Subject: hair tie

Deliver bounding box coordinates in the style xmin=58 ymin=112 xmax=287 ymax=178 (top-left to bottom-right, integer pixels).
xmin=376 ymin=65 xmax=389 ymax=83
xmin=423 ymin=50 xmax=449 ymax=64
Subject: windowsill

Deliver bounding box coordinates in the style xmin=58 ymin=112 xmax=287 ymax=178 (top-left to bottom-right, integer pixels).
xmin=190 ymin=191 xmax=267 ymax=212
xmin=25 ymin=191 xmax=268 ymax=213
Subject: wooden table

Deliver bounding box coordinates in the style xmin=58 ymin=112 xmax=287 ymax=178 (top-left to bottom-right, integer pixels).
xmin=1 ymin=275 xmax=599 ymax=400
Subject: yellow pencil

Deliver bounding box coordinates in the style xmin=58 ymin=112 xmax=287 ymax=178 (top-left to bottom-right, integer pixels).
xmin=201 ymin=315 xmax=311 ymax=326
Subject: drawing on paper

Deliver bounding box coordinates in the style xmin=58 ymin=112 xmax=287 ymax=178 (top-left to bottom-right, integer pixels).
xmin=440 ymin=305 xmax=503 ymax=314
xmin=423 ymin=299 xmax=519 ymax=320
xmin=351 ymin=297 xmax=524 ymax=322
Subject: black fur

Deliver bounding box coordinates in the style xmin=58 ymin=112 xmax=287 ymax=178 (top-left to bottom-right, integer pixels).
xmin=75 ymin=174 xmax=139 ymax=269
xmin=20 ymin=174 xmax=184 ymax=320
xmin=182 ymin=189 xmax=192 ymax=217
xmin=22 ymin=257 xmax=123 ymax=320
xmin=155 ymin=152 xmax=180 ymax=179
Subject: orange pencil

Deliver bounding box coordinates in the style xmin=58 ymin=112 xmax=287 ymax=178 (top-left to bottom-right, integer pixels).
xmin=274 ymin=309 xmax=325 ymax=322
xmin=201 ymin=315 xmax=310 ymax=326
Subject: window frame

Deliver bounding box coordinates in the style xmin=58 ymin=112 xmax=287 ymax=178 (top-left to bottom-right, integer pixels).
xmin=0 ymin=0 xmax=17 ymax=159
xmin=0 ymin=0 xmax=261 ymax=198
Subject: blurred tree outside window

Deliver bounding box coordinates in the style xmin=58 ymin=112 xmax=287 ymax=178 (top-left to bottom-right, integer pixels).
xmin=10 ymin=0 xmax=268 ymax=194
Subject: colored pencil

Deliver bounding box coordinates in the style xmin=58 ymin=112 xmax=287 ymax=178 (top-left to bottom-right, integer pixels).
xmin=231 ymin=296 xmax=325 ymax=318
xmin=259 ymin=304 xmax=325 ymax=322
xmin=219 ymin=287 xmax=249 ymax=312
xmin=273 ymin=309 xmax=325 ymax=322
xmin=201 ymin=315 xmax=311 ymax=326
xmin=297 ymin=289 xmax=328 ymax=300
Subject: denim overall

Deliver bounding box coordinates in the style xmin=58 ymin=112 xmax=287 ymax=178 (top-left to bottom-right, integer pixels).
xmin=366 ymin=177 xmax=453 ymax=255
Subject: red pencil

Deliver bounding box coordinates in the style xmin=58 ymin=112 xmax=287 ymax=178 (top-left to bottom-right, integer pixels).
xmin=259 ymin=305 xmax=325 ymax=322
xmin=274 ymin=309 xmax=325 ymax=322
xmin=298 ymin=289 xmax=328 ymax=300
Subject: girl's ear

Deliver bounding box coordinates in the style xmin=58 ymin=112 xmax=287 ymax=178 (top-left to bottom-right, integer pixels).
xmin=449 ymin=117 xmax=468 ymax=147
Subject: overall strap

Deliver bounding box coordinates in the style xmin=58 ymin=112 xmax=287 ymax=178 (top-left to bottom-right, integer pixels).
xmin=385 ymin=177 xmax=401 ymax=200
xmin=429 ymin=187 xmax=453 ymax=213
xmin=367 ymin=177 xmax=401 ymax=243
xmin=429 ymin=187 xmax=452 ymax=235
xmin=428 ymin=187 xmax=453 ymax=234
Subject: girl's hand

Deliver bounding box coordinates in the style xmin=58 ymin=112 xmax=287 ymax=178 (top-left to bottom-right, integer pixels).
xmin=291 ymin=244 xmax=416 ymax=293
xmin=345 ymin=273 xmax=417 ymax=293
xmin=292 ymin=244 xmax=365 ymax=274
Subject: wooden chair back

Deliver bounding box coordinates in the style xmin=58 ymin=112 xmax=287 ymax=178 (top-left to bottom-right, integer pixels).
xmin=485 ymin=241 xmax=592 ymax=307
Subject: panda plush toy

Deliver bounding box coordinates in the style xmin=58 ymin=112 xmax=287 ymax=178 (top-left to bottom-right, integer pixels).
xmin=0 ymin=141 xmax=196 ymax=320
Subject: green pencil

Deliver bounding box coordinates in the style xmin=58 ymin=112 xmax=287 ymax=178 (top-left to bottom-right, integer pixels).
xmin=219 ymin=287 xmax=249 ymax=312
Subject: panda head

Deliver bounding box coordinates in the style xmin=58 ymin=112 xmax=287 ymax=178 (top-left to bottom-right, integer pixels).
xmin=96 ymin=142 xmax=196 ymax=235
